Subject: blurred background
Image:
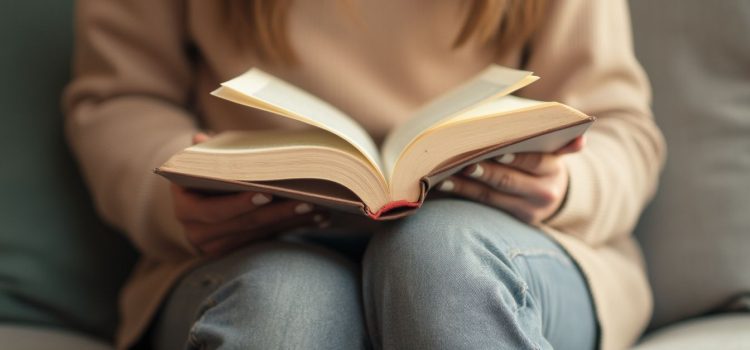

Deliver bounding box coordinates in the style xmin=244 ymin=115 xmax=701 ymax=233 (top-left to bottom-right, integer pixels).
xmin=0 ymin=2 xmax=137 ymax=349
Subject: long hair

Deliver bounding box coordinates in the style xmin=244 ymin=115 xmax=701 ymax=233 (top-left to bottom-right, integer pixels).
xmin=222 ymin=0 xmax=548 ymax=64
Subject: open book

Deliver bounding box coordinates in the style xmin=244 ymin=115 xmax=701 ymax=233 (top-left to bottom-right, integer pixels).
xmin=157 ymin=65 xmax=594 ymax=219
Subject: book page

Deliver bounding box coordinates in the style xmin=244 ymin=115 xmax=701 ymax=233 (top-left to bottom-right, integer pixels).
xmin=188 ymin=129 xmax=362 ymax=156
xmin=445 ymin=95 xmax=545 ymax=124
xmin=213 ymin=69 xmax=383 ymax=172
xmin=380 ymin=65 xmax=538 ymax=178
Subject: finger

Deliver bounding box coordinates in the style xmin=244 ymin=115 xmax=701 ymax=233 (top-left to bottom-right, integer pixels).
xmin=554 ymin=136 xmax=585 ymax=155
xmin=436 ymin=176 xmax=538 ymax=223
xmin=186 ymin=200 xmax=322 ymax=245
xmin=172 ymin=185 xmax=273 ymax=224
xmin=461 ymin=162 xmax=556 ymax=204
xmin=198 ymin=211 xmax=327 ymax=256
xmin=193 ymin=132 xmax=211 ymax=145
xmin=492 ymin=153 xmax=560 ymax=176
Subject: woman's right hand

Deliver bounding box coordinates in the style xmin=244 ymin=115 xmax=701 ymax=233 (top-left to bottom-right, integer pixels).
xmin=171 ymin=133 xmax=328 ymax=256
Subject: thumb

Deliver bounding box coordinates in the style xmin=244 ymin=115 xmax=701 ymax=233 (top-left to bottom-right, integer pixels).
xmin=192 ymin=132 xmax=211 ymax=145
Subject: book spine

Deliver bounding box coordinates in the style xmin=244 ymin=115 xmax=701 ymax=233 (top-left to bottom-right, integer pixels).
xmin=367 ymin=200 xmax=421 ymax=220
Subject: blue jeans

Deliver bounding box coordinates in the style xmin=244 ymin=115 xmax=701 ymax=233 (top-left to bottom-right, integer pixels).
xmin=153 ymin=199 xmax=597 ymax=349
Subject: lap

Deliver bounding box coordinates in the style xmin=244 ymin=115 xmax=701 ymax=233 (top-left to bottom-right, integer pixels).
xmin=152 ymin=199 xmax=596 ymax=349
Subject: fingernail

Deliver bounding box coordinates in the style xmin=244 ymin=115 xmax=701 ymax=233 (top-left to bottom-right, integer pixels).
xmin=468 ymin=164 xmax=484 ymax=178
xmin=294 ymin=203 xmax=314 ymax=214
xmin=251 ymin=193 xmax=272 ymax=206
xmin=496 ymin=153 xmax=515 ymax=164
xmin=313 ymin=214 xmax=324 ymax=223
xmin=438 ymin=180 xmax=454 ymax=192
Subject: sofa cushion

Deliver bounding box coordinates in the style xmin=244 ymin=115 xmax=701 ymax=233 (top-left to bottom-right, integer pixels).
xmin=630 ymin=0 xmax=750 ymax=327
xmin=633 ymin=314 xmax=750 ymax=350
xmin=0 ymin=1 xmax=136 ymax=341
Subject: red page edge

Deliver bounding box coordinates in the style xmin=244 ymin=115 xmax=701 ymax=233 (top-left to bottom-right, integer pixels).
xmin=367 ymin=200 xmax=421 ymax=220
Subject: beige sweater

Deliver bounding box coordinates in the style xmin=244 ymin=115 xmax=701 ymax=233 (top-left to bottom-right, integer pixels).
xmin=64 ymin=1 xmax=665 ymax=349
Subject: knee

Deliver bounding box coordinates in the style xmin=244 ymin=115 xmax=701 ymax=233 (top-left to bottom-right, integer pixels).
xmin=362 ymin=200 xmax=544 ymax=347
xmin=364 ymin=199 xmax=529 ymax=295
xmin=366 ymin=199 xmax=528 ymax=265
xmin=175 ymin=241 xmax=362 ymax=326
xmin=217 ymin=242 xmax=359 ymax=308
xmin=185 ymin=242 xmax=366 ymax=349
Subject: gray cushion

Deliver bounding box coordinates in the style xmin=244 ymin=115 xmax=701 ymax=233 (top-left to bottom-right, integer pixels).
xmin=0 ymin=1 xmax=136 ymax=340
xmin=630 ymin=0 xmax=750 ymax=327
xmin=0 ymin=325 xmax=113 ymax=350
xmin=633 ymin=314 xmax=750 ymax=350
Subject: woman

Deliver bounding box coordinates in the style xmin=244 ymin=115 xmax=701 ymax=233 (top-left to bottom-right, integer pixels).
xmin=64 ymin=0 xmax=665 ymax=349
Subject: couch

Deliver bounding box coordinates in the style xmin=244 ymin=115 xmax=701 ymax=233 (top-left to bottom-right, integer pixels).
xmin=1 ymin=1 xmax=747 ymax=349
xmin=0 ymin=1 xmax=136 ymax=349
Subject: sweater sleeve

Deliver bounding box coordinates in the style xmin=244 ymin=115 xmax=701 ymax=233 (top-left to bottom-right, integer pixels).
xmin=63 ymin=0 xmax=200 ymax=259
xmin=519 ymin=0 xmax=666 ymax=246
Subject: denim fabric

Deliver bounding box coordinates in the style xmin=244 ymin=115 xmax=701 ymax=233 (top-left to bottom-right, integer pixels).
xmin=153 ymin=199 xmax=596 ymax=350
xmin=364 ymin=199 xmax=597 ymax=350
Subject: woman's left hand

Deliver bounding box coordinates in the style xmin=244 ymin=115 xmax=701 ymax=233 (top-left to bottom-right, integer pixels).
xmin=437 ymin=136 xmax=585 ymax=225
